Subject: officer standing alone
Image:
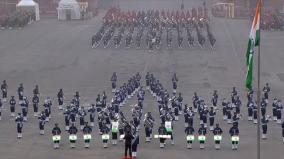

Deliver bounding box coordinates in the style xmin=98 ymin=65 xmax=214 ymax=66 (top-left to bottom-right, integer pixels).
xmin=123 ymin=131 xmax=134 ymax=158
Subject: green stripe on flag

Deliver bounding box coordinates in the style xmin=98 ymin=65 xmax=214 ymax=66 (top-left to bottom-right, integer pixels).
xmin=246 ymin=53 xmax=253 ymax=90
xmin=245 ymin=39 xmax=254 ymax=90
xmin=246 ymin=39 xmax=252 ymax=65
xmin=255 ymin=30 xmax=260 ymax=46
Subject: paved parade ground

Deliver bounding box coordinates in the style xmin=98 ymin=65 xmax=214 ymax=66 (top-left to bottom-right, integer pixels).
xmin=0 ymin=0 xmax=284 ymax=159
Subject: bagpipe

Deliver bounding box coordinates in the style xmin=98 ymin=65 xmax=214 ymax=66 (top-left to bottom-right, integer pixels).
xmin=144 ymin=117 xmax=154 ymax=129
xmin=119 ymin=112 xmax=127 ymax=123
xmin=132 ymin=108 xmax=142 ymax=118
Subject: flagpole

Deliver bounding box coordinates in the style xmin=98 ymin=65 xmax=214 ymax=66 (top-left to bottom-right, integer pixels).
xmin=257 ymin=1 xmax=262 ymax=159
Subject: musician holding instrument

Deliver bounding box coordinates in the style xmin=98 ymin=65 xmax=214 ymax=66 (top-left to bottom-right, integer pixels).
xmin=158 ymin=123 xmax=167 ymax=148
xmin=144 ymin=112 xmax=154 ymax=142
xmin=185 ymin=125 xmax=195 ymax=149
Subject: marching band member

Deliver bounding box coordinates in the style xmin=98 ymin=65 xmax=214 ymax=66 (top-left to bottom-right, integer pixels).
xmin=32 ymin=94 xmax=39 ymax=117
xmin=74 ymin=91 xmax=80 ymax=107
xmin=172 ymin=73 xmax=178 ymax=93
xmin=38 ymin=111 xmax=46 ymax=135
xmin=9 ymin=96 xmax=16 ymax=117
xmin=276 ymin=100 xmax=283 ymax=124
xmin=173 ymin=98 xmax=180 ymax=121
xmin=232 ymin=112 xmax=241 ymax=125
xmin=247 ymin=89 xmax=254 ymax=102
xmin=101 ymin=123 xmax=110 ymax=148
xmin=57 ymin=89 xmax=64 ymax=110
xmin=186 ymin=107 xmax=194 ymax=127
xmin=229 ymin=123 xmax=240 ymax=150
xmin=102 ymin=91 xmax=107 ymax=108
xmin=184 ymin=107 xmax=190 ymax=127
xmin=261 ymin=116 xmax=270 ymax=139
xmin=111 ymin=72 xmax=117 ymax=93
xmin=21 ymin=96 xmax=29 ymax=121
xmin=158 ymin=123 xmax=167 ymax=148
xmin=17 ymin=83 xmax=24 ymax=102
xmin=177 ymin=93 xmax=183 ymax=114
xmin=119 ymin=119 xmax=125 ymax=141
xmin=83 ymin=122 xmax=92 ymax=148
xmin=1 ymin=80 xmax=7 ymax=102
xmin=231 ymin=87 xmax=238 ymax=104
xmin=192 ymin=92 xmax=199 ymax=113
xmin=272 ymin=98 xmax=278 ymax=121
xmin=96 ymin=94 xmax=102 ymax=112
xmin=213 ymin=124 xmax=223 ymax=150
xmin=145 ymin=72 xmax=150 ymax=90
xmin=111 ymin=118 xmax=119 ymax=145
xmin=261 ymin=97 xmax=267 ymax=117
xmin=33 ymin=85 xmax=40 ymax=97
xmin=68 ymin=124 xmax=78 ymax=148
xmin=209 ymin=107 xmax=216 ymax=131
xmin=52 ymin=123 xmax=61 ymax=149
xmin=234 ymin=96 xmax=242 ymax=114
xmin=211 ymin=90 xmax=218 ymax=110
xmin=44 ymin=97 xmax=52 ymax=122
xmin=247 ymin=100 xmax=254 ymax=121
xmin=165 ymin=113 xmax=174 ymax=145
xmin=79 ymin=107 xmax=87 ymax=130
xmin=198 ymin=124 xmax=207 ymax=149
xmin=15 ymin=113 xmax=24 ymax=138
xmin=263 ymin=83 xmax=270 ymax=102
xmin=132 ymin=110 xmax=141 ymax=130
xmin=185 ymin=125 xmax=194 ymax=149
xmin=222 ymin=98 xmax=228 ymax=120
xmin=132 ymin=131 xmax=140 ymax=158
xmin=200 ymin=105 xmax=209 ymax=127
xmin=226 ymin=103 xmax=233 ymax=124
xmin=88 ymin=104 xmax=96 ymax=127
xmin=144 ymin=112 xmax=154 ymax=142
xmin=63 ymin=106 xmax=71 ymax=131
xmin=253 ymin=101 xmax=258 ymax=124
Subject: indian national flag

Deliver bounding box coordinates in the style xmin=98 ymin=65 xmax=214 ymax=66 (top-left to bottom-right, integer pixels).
xmin=246 ymin=0 xmax=261 ymax=90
